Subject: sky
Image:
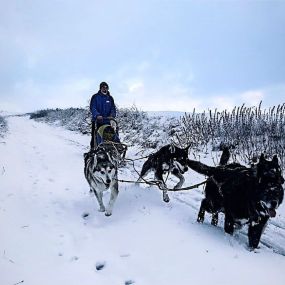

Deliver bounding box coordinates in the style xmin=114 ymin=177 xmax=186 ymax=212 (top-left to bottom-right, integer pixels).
xmin=0 ymin=0 xmax=285 ymax=113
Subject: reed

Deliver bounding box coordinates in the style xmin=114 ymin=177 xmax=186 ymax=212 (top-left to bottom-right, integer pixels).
xmin=175 ymin=101 xmax=285 ymax=169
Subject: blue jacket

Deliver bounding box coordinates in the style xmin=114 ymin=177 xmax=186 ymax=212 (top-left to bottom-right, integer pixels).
xmin=90 ymin=91 xmax=116 ymax=124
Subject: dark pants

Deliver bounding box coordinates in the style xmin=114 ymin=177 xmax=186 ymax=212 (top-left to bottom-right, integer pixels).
xmin=90 ymin=121 xmax=97 ymax=149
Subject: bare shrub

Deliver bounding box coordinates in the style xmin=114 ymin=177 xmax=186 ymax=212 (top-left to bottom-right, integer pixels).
xmin=0 ymin=114 xmax=8 ymax=138
xmin=175 ymin=102 xmax=285 ymax=169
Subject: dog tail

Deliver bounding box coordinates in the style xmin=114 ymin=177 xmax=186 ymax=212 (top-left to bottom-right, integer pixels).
xmin=186 ymin=159 xmax=216 ymax=177
xmin=187 ymin=158 xmax=239 ymax=179
xmin=219 ymin=147 xmax=230 ymax=166
xmin=186 ymin=147 xmax=231 ymax=177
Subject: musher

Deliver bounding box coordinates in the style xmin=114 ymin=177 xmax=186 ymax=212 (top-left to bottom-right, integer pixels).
xmin=89 ymin=82 xmax=119 ymax=149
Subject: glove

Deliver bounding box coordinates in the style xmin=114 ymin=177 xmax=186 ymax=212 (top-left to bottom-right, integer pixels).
xmin=96 ymin=115 xmax=103 ymax=122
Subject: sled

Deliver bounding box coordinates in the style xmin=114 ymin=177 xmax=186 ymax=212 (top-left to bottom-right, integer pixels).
xmin=94 ymin=119 xmax=127 ymax=162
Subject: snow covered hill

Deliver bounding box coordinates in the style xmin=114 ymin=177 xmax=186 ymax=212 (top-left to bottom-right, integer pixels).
xmin=1 ymin=115 xmax=285 ymax=285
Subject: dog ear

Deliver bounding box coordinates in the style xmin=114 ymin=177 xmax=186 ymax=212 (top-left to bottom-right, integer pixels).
xmin=169 ymin=144 xmax=176 ymax=154
xmin=185 ymin=145 xmax=191 ymax=152
xmin=272 ymin=155 xmax=278 ymax=165
xmin=259 ymin=153 xmax=265 ymax=161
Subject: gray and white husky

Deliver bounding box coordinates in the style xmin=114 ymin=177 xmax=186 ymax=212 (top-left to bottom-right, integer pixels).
xmin=84 ymin=145 xmax=119 ymax=216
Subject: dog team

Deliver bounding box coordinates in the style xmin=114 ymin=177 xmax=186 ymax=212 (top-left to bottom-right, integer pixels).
xmin=84 ymin=142 xmax=284 ymax=250
xmin=84 ymin=82 xmax=284 ymax=249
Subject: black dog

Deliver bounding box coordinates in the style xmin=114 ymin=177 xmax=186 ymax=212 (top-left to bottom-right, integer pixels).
xmin=197 ymin=147 xmax=245 ymax=226
xmin=187 ymin=152 xmax=284 ymax=249
xmin=137 ymin=144 xmax=189 ymax=202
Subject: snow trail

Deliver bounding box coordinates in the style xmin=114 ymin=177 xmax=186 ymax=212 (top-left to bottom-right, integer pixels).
xmin=0 ymin=116 xmax=285 ymax=285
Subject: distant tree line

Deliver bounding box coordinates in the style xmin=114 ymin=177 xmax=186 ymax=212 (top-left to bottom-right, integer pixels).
xmin=0 ymin=114 xmax=8 ymax=138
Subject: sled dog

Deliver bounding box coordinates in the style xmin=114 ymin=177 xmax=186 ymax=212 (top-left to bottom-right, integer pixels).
xmin=187 ymin=152 xmax=284 ymax=249
xmin=137 ymin=144 xmax=189 ymax=202
xmin=84 ymin=144 xmax=119 ymax=216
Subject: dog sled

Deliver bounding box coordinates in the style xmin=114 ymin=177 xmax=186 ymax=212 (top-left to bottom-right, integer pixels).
xmin=93 ymin=118 xmax=127 ymax=165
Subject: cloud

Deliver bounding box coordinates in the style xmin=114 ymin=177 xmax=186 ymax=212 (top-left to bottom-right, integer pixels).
xmin=117 ymin=78 xmax=201 ymax=112
xmin=45 ymin=78 xmax=96 ymax=108
xmin=201 ymin=90 xmax=264 ymax=112
xmin=203 ymin=85 xmax=285 ymax=112
xmin=106 ymin=59 xmax=199 ymax=111
xmin=206 ymin=96 xmax=236 ymax=111
xmin=1 ymin=47 xmax=284 ymax=113
xmin=107 ymin=61 xmax=283 ymax=113
xmin=240 ymin=90 xmax=264 ymax=106
xmin=0 ymin=77 xmax=97 ymax=112
xmin=128 ymin=81 xmax=144 ymax=93
xmin=1 ymin=1 xmax=285 ymax=114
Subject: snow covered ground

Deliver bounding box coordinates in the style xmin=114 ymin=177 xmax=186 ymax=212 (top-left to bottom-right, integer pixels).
xmin=1 ymin=115 xmax=285 ymax=285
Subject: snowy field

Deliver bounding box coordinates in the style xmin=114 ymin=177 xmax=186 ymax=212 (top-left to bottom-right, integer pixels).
xmin=1 ymin=115 xmax=285 ymax=285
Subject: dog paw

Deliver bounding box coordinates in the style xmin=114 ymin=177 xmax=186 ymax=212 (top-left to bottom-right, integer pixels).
xmin=163 ymin=197 xmax=170 ymax=203
xmin=105 ymin=211 xmax=112 ymax=217
xmin=197 ymin=217 xmax=204 ymax=223
xmin=248 ymin=246 xmax=260 ymax=253
xmin=98 ymin=207 xmax=106 ymax=212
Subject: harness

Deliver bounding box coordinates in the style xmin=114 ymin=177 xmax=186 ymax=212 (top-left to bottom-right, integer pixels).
xmin=117 ymin=156 xmax=208 ymax=191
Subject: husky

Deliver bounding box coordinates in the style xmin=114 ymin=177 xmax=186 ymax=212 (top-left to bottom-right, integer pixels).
xmin=84 ymin=144 xmax=119 ymax=216
xmin=137 ymin=144 xmax=189 ymax=203
xmin=187 ymin=152 xmax=284 ymax=249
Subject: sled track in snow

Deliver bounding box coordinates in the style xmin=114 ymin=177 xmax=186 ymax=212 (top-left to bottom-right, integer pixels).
xmin=173 ymin=194 xmax=285 ymax=257
xmin=122 ymin=167 xmax=285 ymax=257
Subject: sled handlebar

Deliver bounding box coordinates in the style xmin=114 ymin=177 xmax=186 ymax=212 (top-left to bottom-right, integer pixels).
xmin=95 ymin=117 xmax=118 ymax=131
